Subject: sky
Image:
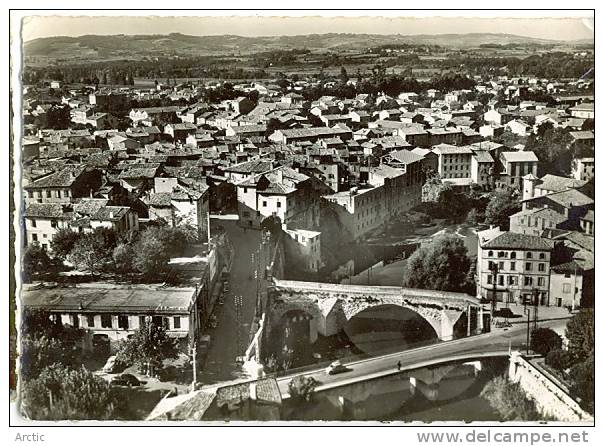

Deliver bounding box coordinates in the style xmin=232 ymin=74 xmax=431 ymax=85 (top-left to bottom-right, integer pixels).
xmin=21 ymin=13 xmax=594 ymax=42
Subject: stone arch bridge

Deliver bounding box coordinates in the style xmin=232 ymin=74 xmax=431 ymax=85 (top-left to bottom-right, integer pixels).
xmin=262 ymin=280 xmax=485 ymax=357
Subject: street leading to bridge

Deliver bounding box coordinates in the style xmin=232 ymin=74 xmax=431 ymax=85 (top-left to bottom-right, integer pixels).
xmin=274 ymin=314 xmax=571 ymax=396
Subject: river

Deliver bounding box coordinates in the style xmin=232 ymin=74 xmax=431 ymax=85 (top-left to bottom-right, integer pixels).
xmin=282 ymin=357 xmax=507 ymax=422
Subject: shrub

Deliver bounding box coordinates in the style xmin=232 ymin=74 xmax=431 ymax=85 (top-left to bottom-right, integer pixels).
xmin=530 ymin=327 xmax=562 ymax=356
xmin=545 ymin=348 xmax=571 ymax=371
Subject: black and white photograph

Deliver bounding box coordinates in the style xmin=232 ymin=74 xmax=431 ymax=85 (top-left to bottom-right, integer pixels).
xmin=8 ymin=8 xmax=597 ymax=433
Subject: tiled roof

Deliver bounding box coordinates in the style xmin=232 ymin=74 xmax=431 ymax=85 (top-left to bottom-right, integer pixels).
xmin=25 ymin=166 xmax=85 ymax=189
xmin=500 ymin=151 xmax=539 ymax=163
xmin=224 ymin=159 xmax=274 ymax=174
xmin=24 ymin=203 xmax=71 ymax=219
xmin=541 ymin=188 xmax=593 ymax=208
xmin=215 ymin=382 xmax=250 ymax=407
xmin=432 ymin=144 xmax=473 ymax=155
xmin=471 ymin=150 xmax=494 ymax=163
xmin=482 ymin=232 xmax=553 ymax=250
xmin=92 ymin=206 xmax=130 ymax=221
xmin=255 ymin=378 xmax=282 ymax=404
xmin=386 ymin=149 xmax=423 ymax=164
xmin=537 ymin=174 xmax=587 ymax=192
xmin=74 ymin=198 xmax=109 ymax=216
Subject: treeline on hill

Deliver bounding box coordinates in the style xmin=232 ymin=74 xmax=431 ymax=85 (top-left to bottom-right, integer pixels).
xmin=439 ymin=52 xmax=594 ymax=79
xmin=24 ymin=49 xmax=593 ymax=87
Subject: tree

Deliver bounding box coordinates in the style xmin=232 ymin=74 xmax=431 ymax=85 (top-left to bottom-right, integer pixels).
xmin=484 ymin=189 xmax=521 ymax=231
xmin=46 ymin=105 xmax=71 ymax=130
xmin=20 ymin=335 xmax=82 ymax=381
xmin=22 ymin=242 xmax=52 ymax=282
xmin=50 ymin=228 xmax=80 ymax=260
xmin=20 ymin=309 xmax=84 ymax=380
xmin=133 ymin=226 xmax=189 ymax=276
xmin=481 ymin=376 xmax=541 ymax=421
xmin=68 ymin=228 xmax=117 ymax=277
xmin=569 ymin=354 xmax=594 ymax=415
xmin=545 ymin=348 xmax=571 ymax=372
xmin=288 ymin=376 xmax=318 ymax=403
xmin=116 ymin=321 xmax=178 ymax=376
xmin=402 ymin=235 xmax=473 ymax=293
xmin=20 ymin=364 xmax=120 ymax=420
xmin=339 ymin=66 xmax=349 ymax=85
xmin=112 ymin=243 xmax=136 ymax=274
xmin=530 ymin=328 xmax=562 ymax=356
xmin=565 ymin=309 xmax=594 ymax=364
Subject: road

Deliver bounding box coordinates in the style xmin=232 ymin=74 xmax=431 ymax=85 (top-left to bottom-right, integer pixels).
xmin=198 ymin=219 xmax=265 ymax=385
xmin=276 ymin=315 xmax=571 ymax=396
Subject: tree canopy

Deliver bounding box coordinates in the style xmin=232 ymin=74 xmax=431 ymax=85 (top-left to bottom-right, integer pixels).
xmin=484 ymin=189 xmax=521 ymax=231
xmin=20 ymin=364 xmax=120 ymax=420
xmin=565 ymin=309 xmax=594 ymax=364
xmin=402 ymin=234 xmax=473 ymax=293
xmin=116 ymin=321 xmax=179 ymax=376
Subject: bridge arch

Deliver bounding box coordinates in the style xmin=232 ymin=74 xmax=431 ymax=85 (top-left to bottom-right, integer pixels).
xmin=341 ymin=299 xmax=444 ymax=341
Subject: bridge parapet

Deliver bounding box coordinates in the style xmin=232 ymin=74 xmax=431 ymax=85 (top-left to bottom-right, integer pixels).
xmin=265 ymin=279 xmax=484 ymax=347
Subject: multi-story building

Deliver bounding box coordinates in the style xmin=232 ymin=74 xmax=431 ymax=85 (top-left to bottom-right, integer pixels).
xmin=497 ymin=151 xmax=538 ymax=190
xmin=470 ymin=149 xmax=495 ymax=189
xmin=24 ymin=167 xmax=102 ymax=205
xmin=236 ymin=166 xmax=321 ymax=230
xmin=432 ymin=144 xmax=473 ymax=180
xmin=23 ymin=203 xmax=73 ymax=250
xmin=571 ymin=157 xmax=595 ymax=182
xmin=21 ymin=282 xmax=205 ymax=355
xmin=476 ymin=228 xmax=553 ymax=306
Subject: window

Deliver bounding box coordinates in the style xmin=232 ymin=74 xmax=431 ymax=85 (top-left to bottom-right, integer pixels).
xmin=31 ymin=219 xmax=37 ymax=228
xmin=538 ymin=263 xmax=545 ymax=272
xmin=498 ymin=261 xmax=504 ymax=271
xmin=262 ymin=201 xmax=267 ymax=207
xmin=538 ymin=277 xmax=545 ymax=287
xmin=118 ymin=315 xmax=129 ymax=330
xmin=32 ymin=234 xmax=38 ymax=242
xmin=51 ymin=220 xmax=57 ymax=228
xmin=526 ymin=252 xmax=532 ymax=259
xmin=508 ymin=276 xmax=517 ymax=286
xmin=510 ymin=252 xmax=516 ymax=259
xmin=564 ymin=273 xmax=571 ymax=279
xmin=563 ymin=283 xmax=571 ymax=293
xmin=55 ymin=190 xmax=60 ymax=198
xmin=498 ymin=251 xmax=505 ymax=258
xmin=243 ymin=187 xmax=248 ymax=193
xmin=139 ymin=316 xmax=146 ymax=327
xmin=498 ymin=276 xmax=504 ymax=286
xmin=510 ymin=262 xmax=516 ymax=271
xmin=539 ymin=252 xmax=545 ymax=260
xmin=87 ymin=315 xmax=95 ymax=327
xmin=524 ymin=276 xmax=533 ymax=286
xmin=101 ymin=314 xmax=112 ymax=328
xmin=487 ymin=275 xmax=492 ymax=284
xmin=46 ymin=190 xmax=52 ymax=198
xmin=488 ymin=251 xmax=493 ymax=257
xmin=173 ymin=317 xmax=181 ymax=329
xmin=28 ymin=191 xmax=33 ymax=198
xmin=526 ymin=262 xmax=532 ymax=271
xmin=276 ymin=201 xmax=281 ymax=208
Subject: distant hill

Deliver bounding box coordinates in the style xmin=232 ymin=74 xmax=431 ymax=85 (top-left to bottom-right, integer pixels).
xmin=23 ymin=32 xmax=594 ymax=61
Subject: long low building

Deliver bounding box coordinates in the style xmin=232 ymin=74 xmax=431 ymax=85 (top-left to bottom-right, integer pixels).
xmin=21 ymin=283 xmax=202 ymax=354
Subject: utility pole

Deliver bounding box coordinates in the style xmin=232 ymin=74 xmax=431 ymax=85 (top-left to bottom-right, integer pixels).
xmin=234 ymin=295 xmax=243 ymax=359
xmin=532 ymin=287 xmax=539 ymax=332
xmin=191 ymin=341 xmax=198 ymax=391
xmin=490 ymin=263 xmax=499 ymax=316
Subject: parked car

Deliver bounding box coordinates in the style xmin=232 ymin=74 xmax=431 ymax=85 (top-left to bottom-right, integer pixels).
xmin=102 ymin=355 xmax=128 ymax=374
xmin=111 ymin=373 xmax=144 ymax=387
xmin=325 ymin=360 xmax=350 ymax=375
